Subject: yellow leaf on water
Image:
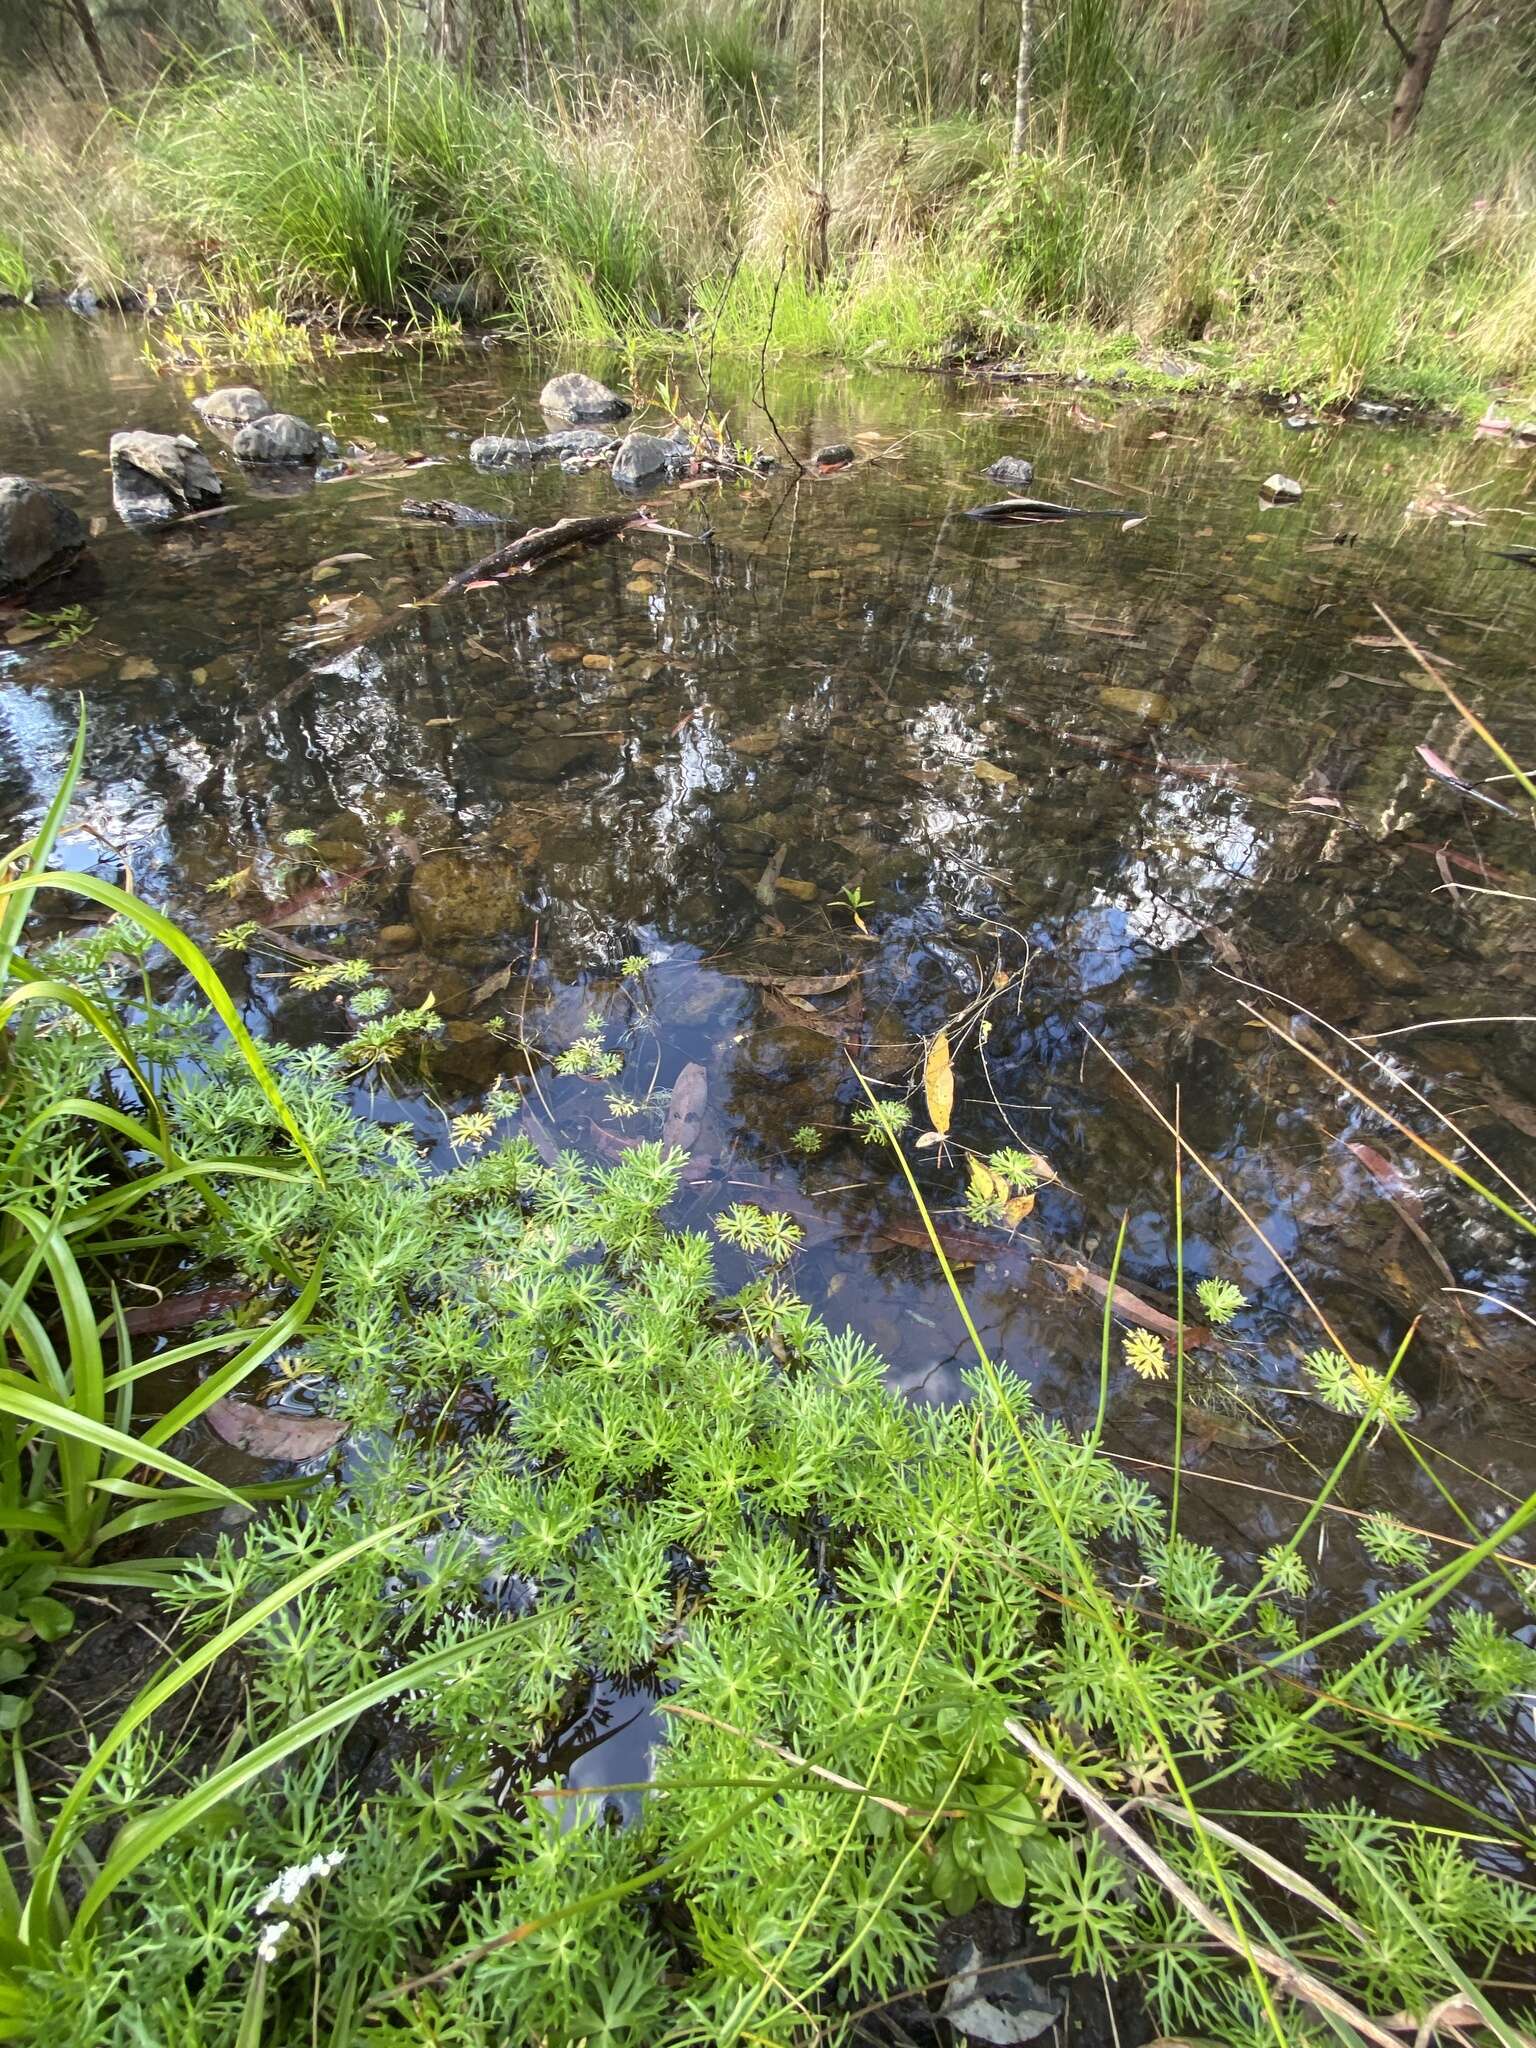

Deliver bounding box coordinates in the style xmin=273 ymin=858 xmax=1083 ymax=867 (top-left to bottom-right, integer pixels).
xmin=1003 ymin=1190 xmax=1036 ymax=1228
xmin=924 ymin=1030 xmax=954 ymax=1136
xmin=968 ymin=1158 xmax=999 ymax=1204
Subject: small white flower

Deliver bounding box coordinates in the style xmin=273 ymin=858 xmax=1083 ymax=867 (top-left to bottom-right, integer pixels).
xmin=254 ymin=1849 xmax=347 ymax=1918
xmin=256 ymin=1918 xmax=291 ymax=1965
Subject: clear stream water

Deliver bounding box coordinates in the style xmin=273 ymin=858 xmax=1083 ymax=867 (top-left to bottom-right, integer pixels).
xmin=4 ymin=313 xmax=1536 ymax=1822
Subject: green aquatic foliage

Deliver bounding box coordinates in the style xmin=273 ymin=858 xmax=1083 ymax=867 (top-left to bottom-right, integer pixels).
xmin=553 ymin=1034 xmax=624 ymax=1079
xmin=20 ymin=1029 xmax=1529 ymax=2045
xmin=1195 ymin=1275 xmax=1247 ymax=1325
xmin=1303 ymin=1346 xmax=1416 ymax=1425
xmin=851 ymin=1098 xmax=912 ymax=1147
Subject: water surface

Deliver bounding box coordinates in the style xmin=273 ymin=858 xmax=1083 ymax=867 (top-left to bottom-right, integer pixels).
xmin=5 ymin=316 xmax=1536 ymax=1791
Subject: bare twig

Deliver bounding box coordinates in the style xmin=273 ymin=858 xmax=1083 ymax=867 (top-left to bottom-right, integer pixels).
xmin=1373 ymin=0 xmax=1413 ymax=61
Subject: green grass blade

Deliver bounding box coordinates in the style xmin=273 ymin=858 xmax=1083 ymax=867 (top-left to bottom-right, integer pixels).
xmin=71 ymin=1616 xmax=531 ymax=1943
xmin=0 ymin=699 xmax=84 ymax=985
xmin=0 ymin=1377 xmax=245 ymax=1513
xmin=20 ymin=1510 xmax=428 ymax=1949
xmin=0 ymin=874 xmax=321 ymax=1177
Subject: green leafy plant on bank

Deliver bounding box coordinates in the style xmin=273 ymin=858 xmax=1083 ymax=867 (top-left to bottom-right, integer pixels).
xmin=4 ymin=724 xmax=1536 ymax=2042
xmin=0 ymin=710 xmax=326 ymax=1720
xmin=12 ymin=1023 xmax=1534 ymax=2044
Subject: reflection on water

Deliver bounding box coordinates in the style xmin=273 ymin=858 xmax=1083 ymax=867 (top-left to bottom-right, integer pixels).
xmin=5 ymin=315 xmax=1536 ymax=1674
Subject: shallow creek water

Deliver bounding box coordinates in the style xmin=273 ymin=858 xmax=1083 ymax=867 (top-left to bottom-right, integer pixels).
xmin=4 ymin=315 xmax=1536 ymax=1818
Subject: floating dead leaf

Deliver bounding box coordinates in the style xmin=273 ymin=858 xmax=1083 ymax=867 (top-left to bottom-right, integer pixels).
xmin=875 ymin=1218 xmax=1003 ymax=1265
xmin=1003 ymin=1189 xmax=1036 ymax=1228
xmin=968 ymin=1157 xmax=1001 ymax=1205
xmin=6 ymin=623 xmax=53 ymax=646
xmin=915 ymin=1130 xmax=947 ymax=1151
xmin=461 ymin=578 xmax=501 ymax=592
xmin=123 ymin=1285 xmax=255 ymax=1336
xmin=1416 ymin=743 xmax=1516 ymax=812
xmin=775 ymin=876 xmax=818 ymax=901
xmin=1046 ymin=1260 xmax=1209 ymax=1347
xmin=314 ymin=551 xmax=373 ymax=571
xmin=470 ymin=962 xmax=513 ymax=1008
xmin=660 ymin=1062 xmax=708 ymax=1152
xmin=118 ymin=657 xmax=157 ymax=681
xmin=626 ymin=577 xmax=656 ymax=595
xmin=425 ymin=715 xmax=457 ymax=727
xmin=734 ymin=968 xmax=859 ymax=996
xmin=972 ymin=758 xmax=1019 ymax=786
xmin=205 ymin=1396 xmax=347 ymax=1461
xmin=1121 ymin=515 xmax=1146 ymax=532
xmin=924 ymin=1031 xmax=954 ymax=1135
xmin=759 ymin=986 xmax=862 ymax=1038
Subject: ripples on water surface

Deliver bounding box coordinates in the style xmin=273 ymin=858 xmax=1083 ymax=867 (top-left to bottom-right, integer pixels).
xmin=4 ymin=313 xmax=1536 ymax=1642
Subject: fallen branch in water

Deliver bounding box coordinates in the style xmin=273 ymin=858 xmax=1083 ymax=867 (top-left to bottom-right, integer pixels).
xmin=263 ymin=510 xmax=707 ymax=716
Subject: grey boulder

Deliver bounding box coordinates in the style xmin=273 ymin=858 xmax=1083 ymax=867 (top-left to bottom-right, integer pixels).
xmin=539 ymin=371 xmax=631 ymax=423
xmin=986 ymin=455 xmax=1035 ymax=486
xmin=611 ymin=431 xmax=689 ymax=489
xmin=232 ymin=412 xmax=324 ymax=464
xmin=194 ymin=385 xmax=272 ymax=429
xmin=110 ymin=430 xmax=223 ymax=525
xmin=0 ymin=476 xmax=88 ymax=589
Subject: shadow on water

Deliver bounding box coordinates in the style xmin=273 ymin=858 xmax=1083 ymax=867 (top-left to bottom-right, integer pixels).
xmin=5 ymin=313 xmax=1536 ymax=1832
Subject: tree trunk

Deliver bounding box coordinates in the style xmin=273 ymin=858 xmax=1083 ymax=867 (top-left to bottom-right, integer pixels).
xmin=569 ymin=0 xmax=584 ymax=70
xmin=1387 ymin=0 xmax=1453 ymax=145
xmin=1009 ymin=0 xmax=1033 ymax=162
xmin=63 ymin=0 xmax=113 ymax=101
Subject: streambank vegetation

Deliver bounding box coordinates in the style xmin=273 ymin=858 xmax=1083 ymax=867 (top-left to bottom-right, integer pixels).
xmin=3 ymin=639 xmax=1536 ymax=2044
xmin=1 ymin=2 xmax=1535 ymax=411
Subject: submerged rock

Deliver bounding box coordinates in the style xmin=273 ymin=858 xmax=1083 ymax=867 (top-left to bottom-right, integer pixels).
xmin=986 ymin=455 xmax=1035 ymax=486
xmin=470 ymin=426 xmax=619 ymax=470
xmin=110 ymin=430 xmax=223 ymax=525
xmin=407 ymin=849 xmax=527 ymax=959
xmin=539 ymin=371 xmax=631 ymax=423
xmin=0 ymin=476 xmax=87 ymax=589
xmin=812 ymin=443 xmax=855 ymax=470
xmin=550 ymin=426 xmax=621 ymax=456
xmin=470 ymin=434 xmax=549 ymax=469
xmin=232 ymin=412 xmax=323 ymax=464
xmin=194 ymin=386 xmax=272 ymax=429
xmin=611 ymin=431 xmax=688 ymax=489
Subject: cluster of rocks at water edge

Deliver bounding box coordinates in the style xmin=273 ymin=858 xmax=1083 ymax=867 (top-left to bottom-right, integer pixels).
xmin=0 ymin=383 xmax=348 ymax=584
xmin=470 ymin=371 xmax=771 ymax=491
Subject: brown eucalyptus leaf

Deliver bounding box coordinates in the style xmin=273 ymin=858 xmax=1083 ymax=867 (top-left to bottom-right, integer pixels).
xmin=204 ymin=1397 xmax=347 ymax=1460
xmin=1049 ymin=1261 xmax=1209 ymax=1347
xmin=660 ymin=1062 xmax=708 ymax=1152
xmin=122 ymin=1285 xmax=255 ymax=1336
xmin=734 ymin=968 xmax=859 ymax=997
